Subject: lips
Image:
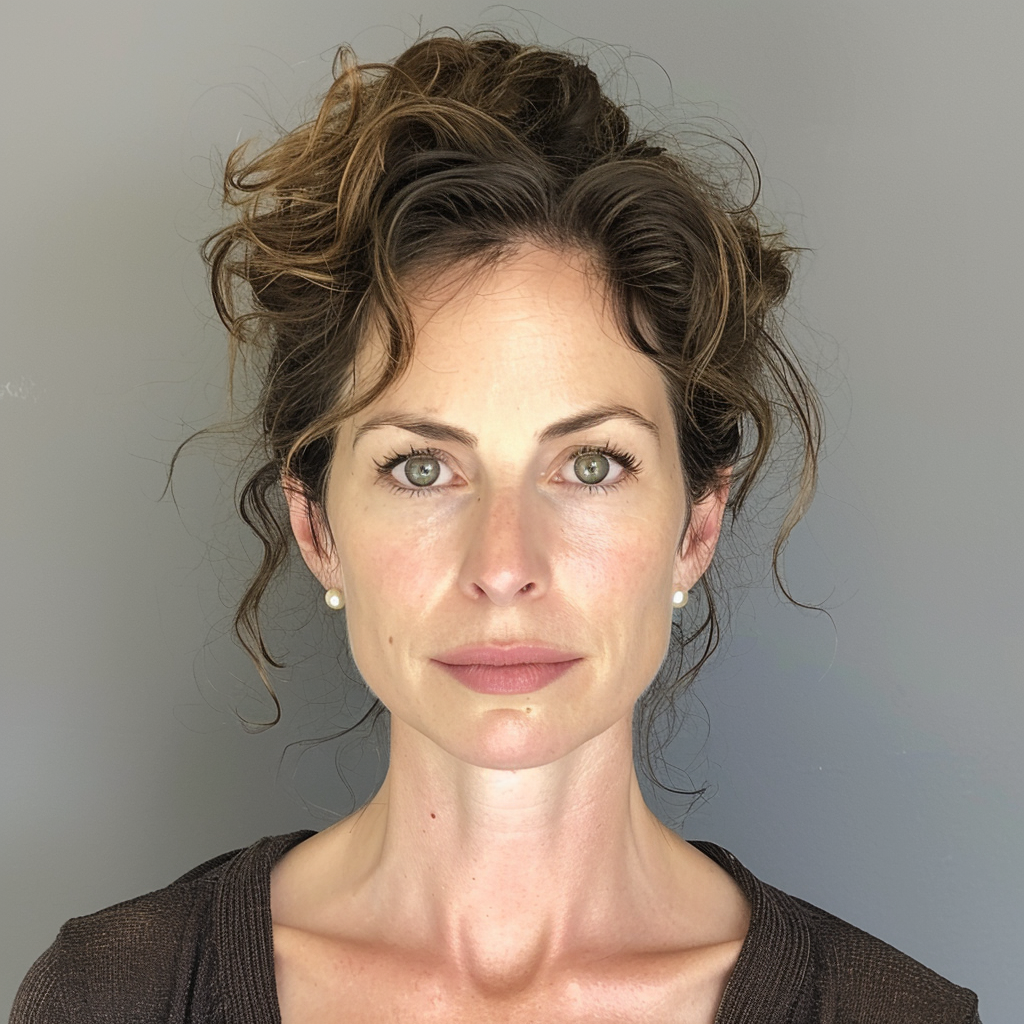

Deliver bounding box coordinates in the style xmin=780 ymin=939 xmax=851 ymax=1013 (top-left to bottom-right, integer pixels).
xmin=435 ymin=644 xmax=583 ymax=666
xmin=432 ymin=644 xmax=584 ymax=695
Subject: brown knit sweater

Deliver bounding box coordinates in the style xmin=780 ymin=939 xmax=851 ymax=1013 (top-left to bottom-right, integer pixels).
xmin=11 ymin=831 xmax=981 ymax=1023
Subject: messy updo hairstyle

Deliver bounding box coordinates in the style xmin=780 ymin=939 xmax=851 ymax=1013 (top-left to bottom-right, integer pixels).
xmin=201 ymin=28 xmax=821 ymax=797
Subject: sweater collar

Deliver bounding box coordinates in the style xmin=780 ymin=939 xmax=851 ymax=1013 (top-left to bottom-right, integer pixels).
xmin=691 ymin=841 xmax=815 ymax=1024
xmin=216 ymin=830 xmax=316 ymax=1024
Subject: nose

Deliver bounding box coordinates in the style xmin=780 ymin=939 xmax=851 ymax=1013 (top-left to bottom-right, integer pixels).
xmin=457 ymin=484 xmax=551 ymax=606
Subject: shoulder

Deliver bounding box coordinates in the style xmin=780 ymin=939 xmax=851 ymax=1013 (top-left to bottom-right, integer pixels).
xmin=10 ymin=847 xmax=235 ymax=1024
xmin=11 ymin=831 xmax=314 ymax=1024
xmin=691 ymin=841 xmax=981 ymax=1024
xmin=787 ymin=891 xmax=981 ymax=1023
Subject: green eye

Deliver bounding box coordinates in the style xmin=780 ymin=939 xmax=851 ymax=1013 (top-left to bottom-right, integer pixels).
xmin=573 ymin=451 xmax=610 ymax=485
xmin=404 ymin=455 xmax=441 ymax=486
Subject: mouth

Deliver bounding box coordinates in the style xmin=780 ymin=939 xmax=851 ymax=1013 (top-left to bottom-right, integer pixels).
xmin=432 ymin=659 xmax=582 ymax=695
xmin=431 ymin=644 xmax=584 ymax=695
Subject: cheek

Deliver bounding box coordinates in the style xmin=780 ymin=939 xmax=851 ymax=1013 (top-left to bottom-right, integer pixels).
xmin=361 ymin=532 xmax=442 ymax=602
xmin=557 ymin=510 xmax=678 ymax=677
xmin=337 ymin=505 xmax=458 ymax=661
xmin=569 ymin=497 xmax=679 ymax=626
xmin=559 ymin=506 xmax=676 ymax=601
xmin=337 ymin=532 xmax=434 ymax=705
xmin=338 ymin=490 xmax=453 ymax=597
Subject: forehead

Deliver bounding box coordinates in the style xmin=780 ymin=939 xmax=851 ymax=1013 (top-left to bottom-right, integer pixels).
xmin=352 ymin=245 xmax=670 ymax=421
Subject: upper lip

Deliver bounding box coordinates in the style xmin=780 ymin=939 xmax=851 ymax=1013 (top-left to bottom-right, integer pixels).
xmin=434 ymin=644 xmax=584 ymax=666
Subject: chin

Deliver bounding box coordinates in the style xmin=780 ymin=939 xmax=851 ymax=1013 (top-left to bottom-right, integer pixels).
xmin=443 ymin=706 xmax=600 ymax=771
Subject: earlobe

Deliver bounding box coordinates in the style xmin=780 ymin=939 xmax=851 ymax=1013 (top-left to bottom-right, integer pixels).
xmin=282 ymin=476 xmax=340 ymax=590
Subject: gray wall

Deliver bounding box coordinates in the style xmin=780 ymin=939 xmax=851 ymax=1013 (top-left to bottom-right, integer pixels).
xmin=2 ymin=1 xmax=1019 ymax=1018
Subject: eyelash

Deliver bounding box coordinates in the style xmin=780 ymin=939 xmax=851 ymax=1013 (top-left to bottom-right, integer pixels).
xmin=372 ymin=444 xmax=642 ymax=497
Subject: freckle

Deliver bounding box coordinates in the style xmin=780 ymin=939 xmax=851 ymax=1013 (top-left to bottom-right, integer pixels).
xmin=388 ymin=636 xmax=393 ymax=644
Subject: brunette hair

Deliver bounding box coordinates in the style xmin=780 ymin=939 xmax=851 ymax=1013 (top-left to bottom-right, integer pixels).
xmin=200 ymin=28 xmax=821 ymax=796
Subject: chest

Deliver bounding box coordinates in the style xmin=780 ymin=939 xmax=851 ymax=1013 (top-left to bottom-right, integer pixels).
xmin=272 ymin=928 xmax=740 ymax=1024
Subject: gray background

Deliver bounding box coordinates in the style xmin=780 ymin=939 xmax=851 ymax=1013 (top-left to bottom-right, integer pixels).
xmin=2 ymin=1 xmax=1020 ymax=1019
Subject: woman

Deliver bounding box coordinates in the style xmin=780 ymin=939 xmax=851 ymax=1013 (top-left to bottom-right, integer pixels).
xmin=13 ymin=29 xmax=981 ymax=1023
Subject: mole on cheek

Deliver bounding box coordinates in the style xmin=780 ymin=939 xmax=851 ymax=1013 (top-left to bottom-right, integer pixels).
xmin=388 ymin=636 xmax=393 ymax=644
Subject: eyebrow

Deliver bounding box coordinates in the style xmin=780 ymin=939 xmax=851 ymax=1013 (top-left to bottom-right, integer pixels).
xmin=352 ymin=403 xmax=661 ymax=450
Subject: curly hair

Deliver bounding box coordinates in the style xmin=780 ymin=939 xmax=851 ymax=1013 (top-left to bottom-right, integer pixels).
xmin=199 ymin=28 xmax=822 ymax=798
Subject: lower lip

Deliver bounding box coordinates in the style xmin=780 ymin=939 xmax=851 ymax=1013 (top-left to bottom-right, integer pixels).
xmin=434 ymin=659 xmax=582 ymax=694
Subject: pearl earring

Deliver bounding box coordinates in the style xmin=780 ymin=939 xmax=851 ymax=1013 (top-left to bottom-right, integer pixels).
xmin=672 ymin=589 xmax=688 ymax=608
xmin=324 ymin=588 xmax=345 ymax=610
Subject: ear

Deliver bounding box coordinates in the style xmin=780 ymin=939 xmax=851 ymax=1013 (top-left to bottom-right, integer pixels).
xmin=673 ymin=472 xmax=730 ymax=594
xmin=282 ymin=476 xmax=342 ymax=592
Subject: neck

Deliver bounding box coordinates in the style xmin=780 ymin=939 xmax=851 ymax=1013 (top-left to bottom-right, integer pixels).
xmin=303 ymin=715 xmax=697 ymax=987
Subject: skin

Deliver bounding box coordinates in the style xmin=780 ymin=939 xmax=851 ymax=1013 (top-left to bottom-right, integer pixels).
xmin=273 ymin=243 xmax=749 ymax=1022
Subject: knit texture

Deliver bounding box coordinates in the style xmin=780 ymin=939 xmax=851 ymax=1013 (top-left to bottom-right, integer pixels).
xmin=11 ymin=831 xmax=982 ymax=1023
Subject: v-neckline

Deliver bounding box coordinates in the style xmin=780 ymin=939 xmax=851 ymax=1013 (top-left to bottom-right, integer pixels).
xmin=216 ymin=832 xmax=811 ymax=1024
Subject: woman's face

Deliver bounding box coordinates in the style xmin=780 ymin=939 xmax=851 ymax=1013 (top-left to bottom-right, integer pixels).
xmin=289 ymin=244 xmax=726 ymax=770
